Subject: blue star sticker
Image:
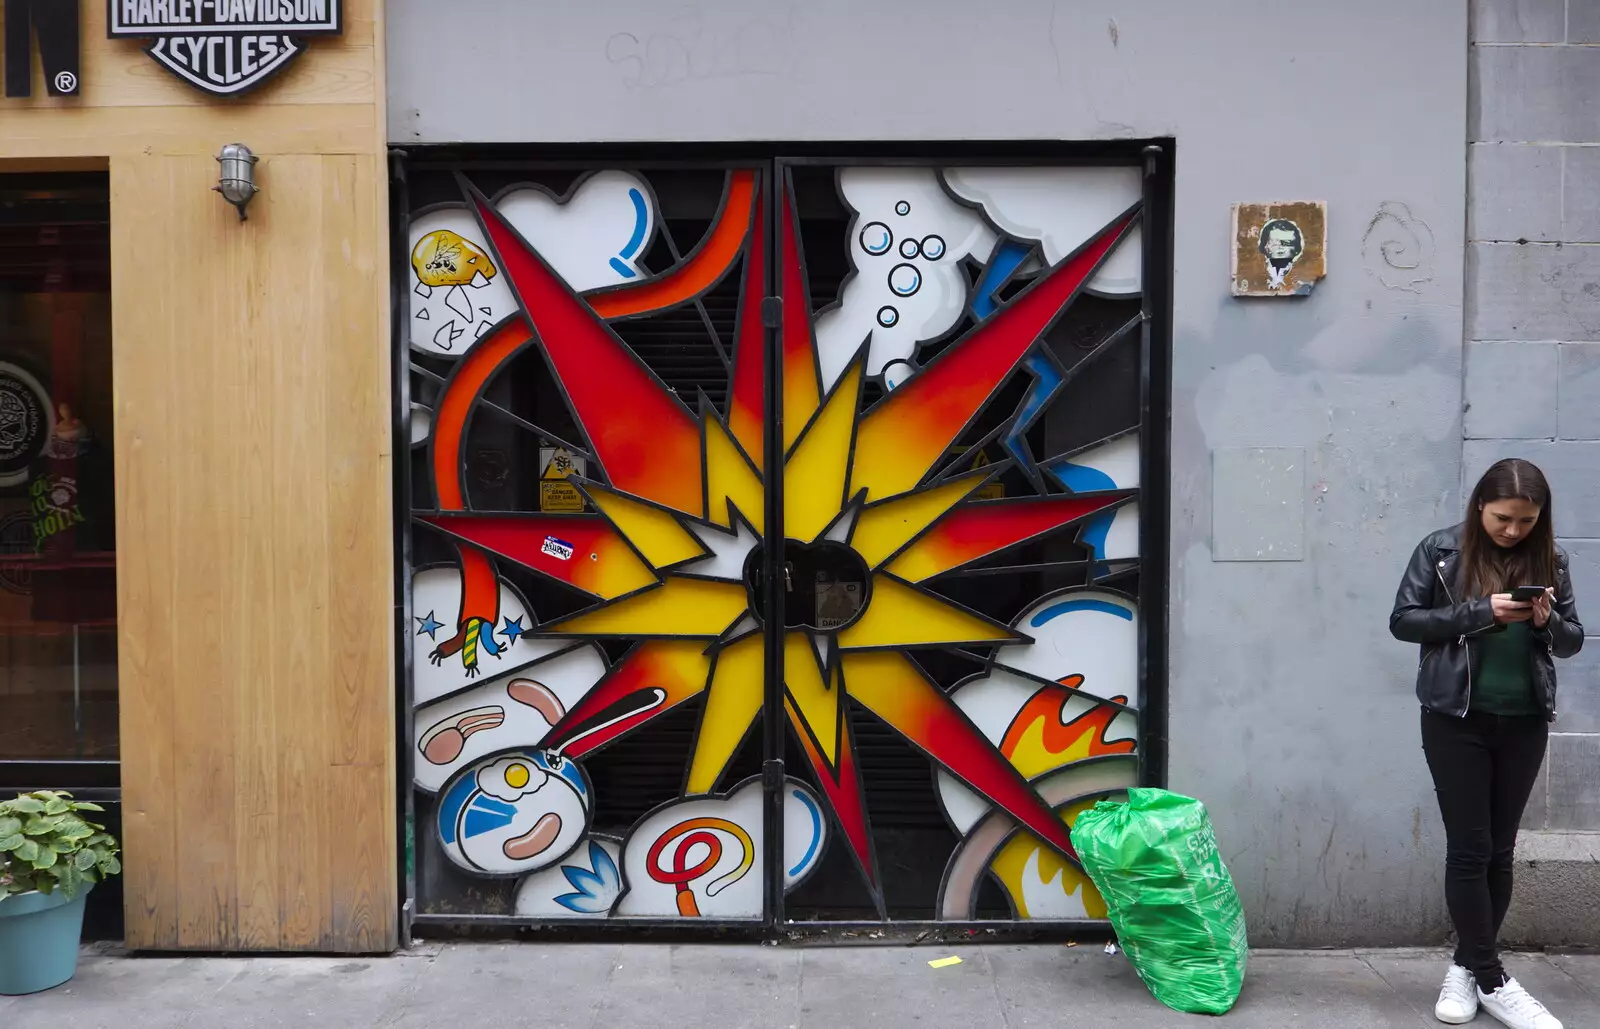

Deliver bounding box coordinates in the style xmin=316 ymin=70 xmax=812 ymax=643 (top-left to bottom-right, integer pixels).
xmin=499 ymin=616 xmax=527 ymax=646
xmin=415 ymin=610 xmax=445 ymax=639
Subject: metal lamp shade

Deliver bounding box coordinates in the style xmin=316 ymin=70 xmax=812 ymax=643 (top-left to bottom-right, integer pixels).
xmin=215 ymin=143 xmax=259 ymax=220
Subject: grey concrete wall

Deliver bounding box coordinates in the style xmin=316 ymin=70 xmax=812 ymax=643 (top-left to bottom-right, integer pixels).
xmin=387 ymin=1 xmax=1470 ymax=945
xmin=1467 ymin=0 xmax=1600 ymax=833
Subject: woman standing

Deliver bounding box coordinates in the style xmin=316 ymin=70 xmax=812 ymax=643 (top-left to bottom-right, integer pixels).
xmin=1390 ymin=459 xmax=1583 ymax=1029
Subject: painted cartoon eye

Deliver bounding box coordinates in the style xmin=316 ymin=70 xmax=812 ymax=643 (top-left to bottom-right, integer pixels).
xmin=877 ymin=306 xmax=899 ymax=327
xmin=921 ymin=235 xmax=946 ymax=261
xmin=895 ymin=201 xmax=911 ymax=216
xmin=899 ymin=238 xmax=921 ymax=259
xmin=888 ymin=264 xmax=922 ymax=298
xmin=859 ymin=222 xmax=893 ymax=256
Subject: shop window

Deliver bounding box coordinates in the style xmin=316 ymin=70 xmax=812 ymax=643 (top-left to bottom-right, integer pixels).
xmin=0 ymin=173 xmax=117 ymax=763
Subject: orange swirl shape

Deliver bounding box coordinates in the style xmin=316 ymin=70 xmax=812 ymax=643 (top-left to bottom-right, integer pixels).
xmin=646 ymin=816 xmax=755 ymax=912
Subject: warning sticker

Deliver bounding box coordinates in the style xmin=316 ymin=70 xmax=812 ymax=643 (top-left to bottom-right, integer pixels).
xmin=539 ymin=447 xmax=588 ymax=513
xmin=541 ymin=536 xmax=575 ymax=561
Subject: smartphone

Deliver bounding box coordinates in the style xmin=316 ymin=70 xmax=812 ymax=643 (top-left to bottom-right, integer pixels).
xmin=1509 ymin=585 xmax=1548 ymax=602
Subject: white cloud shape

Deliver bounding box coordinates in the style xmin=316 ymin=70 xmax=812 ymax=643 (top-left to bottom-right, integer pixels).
xmin=814 ymin=168 xmax=996 ymax=388
xmin=498 ymin=170 xmax=657 ymax=293
xmin=943 ymin=166 xmax=1142 ymax=295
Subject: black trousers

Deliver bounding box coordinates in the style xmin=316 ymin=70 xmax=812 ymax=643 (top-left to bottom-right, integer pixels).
xmin=1420 ymin=707 xmax=1548 ymax=991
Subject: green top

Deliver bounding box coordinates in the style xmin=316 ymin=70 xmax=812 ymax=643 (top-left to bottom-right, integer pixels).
xmin=1471 ymin=621 xmax=1539 ymax=716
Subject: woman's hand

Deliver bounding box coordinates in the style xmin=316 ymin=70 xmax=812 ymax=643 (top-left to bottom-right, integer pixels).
xmin=1492 ymin=594 xmax=1535 ymax=625
xmin=1532 ymin=588 xmax=1555 ymax=629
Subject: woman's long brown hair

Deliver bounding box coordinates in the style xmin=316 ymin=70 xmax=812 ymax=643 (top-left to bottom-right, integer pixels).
xmin=1458 ymin=458 xmax=1556 ymax=598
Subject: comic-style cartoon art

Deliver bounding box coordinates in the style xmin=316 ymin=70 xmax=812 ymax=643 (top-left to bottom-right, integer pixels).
xmin=407 ymin=212 xmax=516 ymax=355
xmin=412 ymin=643 xmax=608 ymax=792
xmin=612 ymin=778 xmax=826 ymax=917
xmin=497 ymin=171 xmax=658 ymax=292
xmin=514 ymin=835 xmax=624 ymax=917
xmin=437 ymin=750 xmax=592 ymax=876
xmin=407 ymin=172 xmax=662 ymax=355
xmin=936 ymin=590 xmax=1140 ymax=832
xmin=408 ymin=161 xmax=1152 ymax=927
xmin=813 ymin=168 xmax=997 ymax=387
xmin=1044 ymin=430 xmax=1141 ymax=573
xmin=412 ymin=565 xmax=568 ymax=705
xmin=943 ymin=166 xmax=1143 ymax=297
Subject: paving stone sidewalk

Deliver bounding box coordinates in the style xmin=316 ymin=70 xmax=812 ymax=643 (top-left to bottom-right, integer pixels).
xmin=2 ymin=942 xmax=1597 ymax=1028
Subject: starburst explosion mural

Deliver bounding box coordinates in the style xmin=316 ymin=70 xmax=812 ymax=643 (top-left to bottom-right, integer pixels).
xmin=405 ymin=160 xmax=1154 ymax=923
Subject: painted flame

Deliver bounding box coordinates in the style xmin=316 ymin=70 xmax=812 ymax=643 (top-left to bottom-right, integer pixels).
xmin=990 ymin=798 xmax=1110 ymax=919
xmin=998 ymin=676 xmax=1136 ymax=781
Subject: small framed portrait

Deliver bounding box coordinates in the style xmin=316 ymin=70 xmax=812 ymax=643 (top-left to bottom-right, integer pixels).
xmin=1231 ymin=201 xmax=1327 ymax=297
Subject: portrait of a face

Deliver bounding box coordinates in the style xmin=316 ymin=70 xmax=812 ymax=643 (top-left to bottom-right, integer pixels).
xmin=1231 ymin=202 xmax=1327 ymax=297
xmin=1257 ymin=219 xmax=1305 ymax=288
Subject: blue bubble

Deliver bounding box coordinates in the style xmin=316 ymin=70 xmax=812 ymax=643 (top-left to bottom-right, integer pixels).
xmin=877 ymin=306 xmax=899 ymax=327
xmin=859 ymin=221 xmax=893 ymax=256
xmin=888 ymin=263 xmax=921 ymax=298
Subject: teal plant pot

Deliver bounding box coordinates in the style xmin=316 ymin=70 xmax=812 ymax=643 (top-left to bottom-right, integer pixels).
xmin=0 ymin=884 xmax=91 ymax=995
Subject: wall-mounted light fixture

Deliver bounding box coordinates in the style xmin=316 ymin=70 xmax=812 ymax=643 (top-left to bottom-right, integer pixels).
xmin=214 ymin=143 xmax=259 ymax=221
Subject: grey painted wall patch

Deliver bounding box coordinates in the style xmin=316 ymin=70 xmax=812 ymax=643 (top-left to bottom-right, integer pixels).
xmin=1211 ymin=447 xmax=1307 ymax=561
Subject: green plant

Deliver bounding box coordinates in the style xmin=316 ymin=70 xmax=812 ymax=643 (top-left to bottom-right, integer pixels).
xmin=0 ymin=790 xmax=120 ymax=903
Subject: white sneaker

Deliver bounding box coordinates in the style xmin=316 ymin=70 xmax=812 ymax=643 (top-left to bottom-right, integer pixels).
xmin=1434 ymin=964 xmax=1479 ymax=1024
xmin=1478 ymin=977 xmax=1563 ymax=1029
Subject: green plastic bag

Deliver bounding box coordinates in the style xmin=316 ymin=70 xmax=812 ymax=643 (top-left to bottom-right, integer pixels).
xmin=1069 ymin=787 xmax=1248 ymax=1015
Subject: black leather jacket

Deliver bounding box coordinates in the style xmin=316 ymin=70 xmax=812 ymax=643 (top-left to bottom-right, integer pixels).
xmin=1390 ymin=525 xmax=1584 ymax=720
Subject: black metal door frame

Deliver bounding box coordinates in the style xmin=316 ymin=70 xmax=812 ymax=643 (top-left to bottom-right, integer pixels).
xmin=393 ymin=141 xmax=1174 ymax=939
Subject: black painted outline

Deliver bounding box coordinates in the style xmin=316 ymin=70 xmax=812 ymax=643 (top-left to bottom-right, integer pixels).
xmin=487 ymin=169 xmax=665 ymax=294
xmin=572 ymin=477 xmax=714 ymax=574
xmin=839 ymin=649 xmax=1089 ymax=869
xmin=890 ymin=492 xmax=1139 ymax=584
xmin=835 ymin=569 xmax=1030 ymax=654
xmin=857 ymin=202 xmax=1143 ymax=433
xmin=606 ymin=772 xmax=829 ymax=919
xmin=778 ymin=166 xmax=828 ymax=416
xmin=406 ymin=557 xmax=594 ymax=711
xmin=932 ymin=754 xmax=1139 ymax=919
xmin=807 ymin=166 xmax=982 ymax=388
xmin=781 ymin=693 xmax=888 ymax=920
xmin=458 ymin=173 xmax=708 ymax=520
xmin=404 ymin=201 xmax=525 ymax=359
xmin=411 ymin=639 xmax=614 ymax=793
xmin=415 ymin=509 xmax=662 ymax=603
xmin=433 ymin=746 xmax=597 ymax=882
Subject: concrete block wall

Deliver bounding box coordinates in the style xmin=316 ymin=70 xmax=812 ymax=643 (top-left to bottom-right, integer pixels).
xmin=1468 ymin=0 xmax=1600 ymax=833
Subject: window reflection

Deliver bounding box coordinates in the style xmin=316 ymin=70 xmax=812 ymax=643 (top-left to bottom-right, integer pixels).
xmin=0 ymin=174 xmax=117 ymax=762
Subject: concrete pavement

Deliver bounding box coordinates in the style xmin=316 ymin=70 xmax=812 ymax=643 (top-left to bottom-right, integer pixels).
xmin=3 ymin=942 xmax=1598 ymax=1028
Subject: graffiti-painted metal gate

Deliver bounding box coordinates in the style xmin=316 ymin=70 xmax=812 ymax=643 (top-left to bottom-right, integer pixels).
xmin=396 ymin=146 xmax=1171 ymax=932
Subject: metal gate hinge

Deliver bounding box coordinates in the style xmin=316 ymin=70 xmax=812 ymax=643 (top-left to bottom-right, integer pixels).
xmin=761 ymin=297 xmax=783 ymax=329
xmin=762 ymin=759 xmax=785 ymax=789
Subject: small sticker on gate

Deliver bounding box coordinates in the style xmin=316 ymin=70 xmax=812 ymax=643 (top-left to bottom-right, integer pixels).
xmin=541 ymin=536 xmax=575 ymax=561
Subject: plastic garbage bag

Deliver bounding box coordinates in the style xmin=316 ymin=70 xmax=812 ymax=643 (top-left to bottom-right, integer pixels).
xmin=1069 ymin=787 xmax=1248 ymax=1015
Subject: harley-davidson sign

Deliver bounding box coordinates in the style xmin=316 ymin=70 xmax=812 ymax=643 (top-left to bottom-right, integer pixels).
xmin=108 ymin=0 xmax=342 ymax=96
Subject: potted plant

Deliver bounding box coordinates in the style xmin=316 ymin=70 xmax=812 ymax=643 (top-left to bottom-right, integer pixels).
xmin=0 ymin=790 xmax=121 ymax=995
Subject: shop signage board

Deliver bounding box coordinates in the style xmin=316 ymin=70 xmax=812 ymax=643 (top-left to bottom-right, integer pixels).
xmin=3 ymin=0 xmax=80 ymax=97
xmin=107 ymin=0 xmax=342 ymax=96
